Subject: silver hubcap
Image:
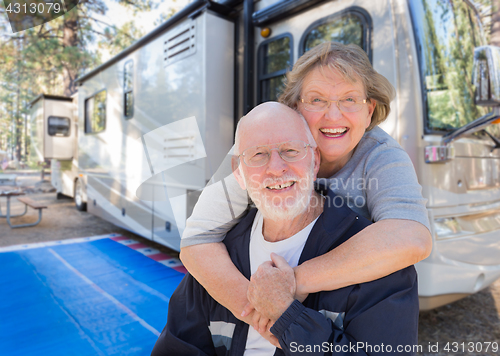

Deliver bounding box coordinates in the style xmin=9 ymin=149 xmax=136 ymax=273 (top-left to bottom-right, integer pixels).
xmin=75 ymin=181 xmax=82 ymax=206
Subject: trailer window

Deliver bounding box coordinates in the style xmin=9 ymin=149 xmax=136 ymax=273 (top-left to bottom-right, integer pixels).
xmin=258 ymin=34 xmax=293 ymax=103
xmin=85 ymin=90 xmax=106 ymax=134
xmin=124 ymin=60 xmax=134 ymax=119
xmin=48 ymin=116 xmax=70 ymax=137
xmin=300 ymin=8 xmax=371 ymax=59
xmin=409 ymin=0 xmax=493 ymax=134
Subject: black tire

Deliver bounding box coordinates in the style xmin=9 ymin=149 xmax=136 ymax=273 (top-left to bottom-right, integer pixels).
xmin=57 ymin=192 xmax=71 ymax=200
xmin=75 ymin=179 xmax=87 ymax=212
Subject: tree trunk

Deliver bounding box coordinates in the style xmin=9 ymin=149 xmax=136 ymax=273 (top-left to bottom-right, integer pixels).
xmin=491 ymin=0 xmax=500 ymax=46
xmin=63 ymin=9 xmax=79 ymax=96
xmin=15 ymin=84 xmax=21 ymax=162
xmin=15 ymin=38 xmax=22 ymax=162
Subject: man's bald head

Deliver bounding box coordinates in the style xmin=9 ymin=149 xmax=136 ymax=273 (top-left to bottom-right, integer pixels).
xmin=234 ymin=102 xmax=316 ymax=155
xmin=232 ymin=101 xmax=321 ymax=224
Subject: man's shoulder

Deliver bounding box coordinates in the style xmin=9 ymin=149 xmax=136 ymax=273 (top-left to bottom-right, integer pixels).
xmin=222 ymin=208 xmax=256 ymax=278
xmin=318 ymin=183 xmax=372 ymax=233
xmin=224 ymin=208 xmax=257 ymax=247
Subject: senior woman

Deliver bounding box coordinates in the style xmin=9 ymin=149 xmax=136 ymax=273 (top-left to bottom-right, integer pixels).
xmin=180 ymin=42 xmax=432 ymax=334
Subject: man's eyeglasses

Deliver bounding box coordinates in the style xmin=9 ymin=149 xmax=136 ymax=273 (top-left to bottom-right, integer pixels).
xmin=300 ymin=96 xmax=367 ymax=113
xmin=238 ymin=140 xmax=311 ymax=167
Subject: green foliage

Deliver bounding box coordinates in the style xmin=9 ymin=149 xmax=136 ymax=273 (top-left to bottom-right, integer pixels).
xmin=0 ymin=0 xmax=163 ymax=161
xmin=420 ymin=0 xmax=490 ymax=132
xmin=97 ymin=20 xmax=145 ymax=57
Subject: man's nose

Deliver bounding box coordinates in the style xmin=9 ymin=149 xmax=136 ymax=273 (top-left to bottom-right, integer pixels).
xmin=265 ymin=149 xmax=288 ymax=175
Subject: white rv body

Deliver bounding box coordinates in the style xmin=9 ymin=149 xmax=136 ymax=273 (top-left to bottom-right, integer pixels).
xmin=29 ymin=95 xmax=76 ymax=162
xmin=35 ymin=0 xmax=500 ymax=310
xmin=74 ymin=11 xmax=234 ymax=250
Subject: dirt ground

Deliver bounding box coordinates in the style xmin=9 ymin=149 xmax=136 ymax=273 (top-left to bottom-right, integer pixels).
xmin=0 ymin=172 xmax=176 ymax=257
xmin=418 ymin=286 xmax=500 ymax=355
xmin=1 ymin=171 xmax=500 ymax=355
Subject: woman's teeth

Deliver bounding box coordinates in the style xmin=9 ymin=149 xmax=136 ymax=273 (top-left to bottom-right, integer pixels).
xmin=320 ymin=127 xmax=348 ymax=137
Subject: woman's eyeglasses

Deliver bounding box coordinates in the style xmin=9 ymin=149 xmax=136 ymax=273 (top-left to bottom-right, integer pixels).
xmin=300 ymin=96 xmax=367 ymax=113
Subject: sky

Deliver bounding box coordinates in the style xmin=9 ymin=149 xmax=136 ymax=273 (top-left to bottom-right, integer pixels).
xmin=95 ymin=0 xmax=194 ymax=61
xmin=0 ymin=0 xmax=193 ymax=41
xmin=101 ymin=0 xmax=193 ymax=34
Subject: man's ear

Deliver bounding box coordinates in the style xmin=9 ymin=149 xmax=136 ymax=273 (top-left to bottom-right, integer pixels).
xmin=231 ymin=155 xmax=247 ymax=190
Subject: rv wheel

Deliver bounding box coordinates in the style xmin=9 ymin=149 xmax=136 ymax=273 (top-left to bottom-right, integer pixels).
xmin=75 ymin=179 xmax=87 ymax=211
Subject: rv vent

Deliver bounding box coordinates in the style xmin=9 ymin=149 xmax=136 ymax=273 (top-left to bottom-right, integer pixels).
xmin=163 ymin=135 xmax=196 ymax=161
xmin=163 ymin=22 xmax=196 ymax=67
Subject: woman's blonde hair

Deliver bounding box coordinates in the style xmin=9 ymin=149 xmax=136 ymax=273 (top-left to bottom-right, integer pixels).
xmin=278 ymin=42 xmax=396 ymax=130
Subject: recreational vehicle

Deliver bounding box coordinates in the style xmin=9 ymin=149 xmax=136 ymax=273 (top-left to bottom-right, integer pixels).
xmin=29 ymin=0 xmax=500 ymax=310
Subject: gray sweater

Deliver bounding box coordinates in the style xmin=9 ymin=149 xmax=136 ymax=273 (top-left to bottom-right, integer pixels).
xmin=181 ymin=126 xmax=430 ymax=247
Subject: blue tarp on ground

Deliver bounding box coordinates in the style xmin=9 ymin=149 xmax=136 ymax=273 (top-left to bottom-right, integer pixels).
xmin=0 ymin=238 xmax=185 ymax=355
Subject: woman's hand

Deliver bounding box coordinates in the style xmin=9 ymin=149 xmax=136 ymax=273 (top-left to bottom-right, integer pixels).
xmin=241 ymin=303 xmax=271 ymax=333
xmin=243 ymin=308 xmax=281 ymax=348
xmin=259 ymin=327 xmax=281 ymax=349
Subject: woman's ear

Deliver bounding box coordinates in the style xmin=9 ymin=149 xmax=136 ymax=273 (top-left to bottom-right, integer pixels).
xmin=313 ymin=147 xmax=321 ymax=178
xmin=366 ymin=99 xmax=376 ymax=129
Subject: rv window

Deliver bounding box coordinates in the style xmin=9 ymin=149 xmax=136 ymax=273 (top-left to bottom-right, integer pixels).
xmin=303 ymin=13 xmax=365 ymax=52
xmin=124 ymin=60 xmax=134 ymax=119
xmin=48 ymin=116 xmax=71 ymax=137
xmin=409 ymin=0 xmax=495 ymax=136
xmin=258 ymin=34 xmax=293 ymax=103
xmin=85 ymin=90 xmax=106 ymax=134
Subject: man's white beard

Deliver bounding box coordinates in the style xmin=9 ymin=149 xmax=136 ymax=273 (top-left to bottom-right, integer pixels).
xmin=244 ymin=160 xmax=315 ymax=221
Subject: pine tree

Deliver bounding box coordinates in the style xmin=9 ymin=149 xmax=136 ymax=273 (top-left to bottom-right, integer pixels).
xmin=0 ymin=0 xmax=160 ymax=161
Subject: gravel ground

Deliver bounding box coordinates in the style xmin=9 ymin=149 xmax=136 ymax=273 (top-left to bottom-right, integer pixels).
xmin=1 ymin=171 xmax=500 ymax=355
xmin=418 ymin=284 xmax=500 ymax=355
xmin=0 ymin=172 xmax=176 ymax=258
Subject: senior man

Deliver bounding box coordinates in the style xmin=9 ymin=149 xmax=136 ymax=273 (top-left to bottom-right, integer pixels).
xmin=151 ymin=102 xmax=419 ymax=356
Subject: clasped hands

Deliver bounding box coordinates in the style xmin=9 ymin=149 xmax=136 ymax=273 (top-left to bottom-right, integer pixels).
xmin=241 ymin=253 xmax=308 ymax=348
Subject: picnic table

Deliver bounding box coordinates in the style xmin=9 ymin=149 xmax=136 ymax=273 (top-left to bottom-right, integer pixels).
xmin=0 ymin=187 xmax=47 ymax=228
xmin=0 ymin=174 xmax=17 ymax=186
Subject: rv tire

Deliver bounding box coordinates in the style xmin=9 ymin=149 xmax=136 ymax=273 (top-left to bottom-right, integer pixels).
xmin=75 ymin=179 xmax=87 ymax=212
xmin=57 ymin=192 xmax=72 ymax=200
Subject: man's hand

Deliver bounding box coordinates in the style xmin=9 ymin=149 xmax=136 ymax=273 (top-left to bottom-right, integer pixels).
xmin=247 ymin=253 xmax=296 ymax=323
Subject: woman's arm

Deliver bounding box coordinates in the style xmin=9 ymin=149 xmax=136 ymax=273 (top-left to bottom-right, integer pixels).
xmin=290 ymin=132 xmax=433 ymax=296
xmin=181 ymin=219 xmax=431 ymax=317
xmin=294 ymin=219 xmax=431 ymax=296
xmin=181 ymin=151 xmax=249 ymax=249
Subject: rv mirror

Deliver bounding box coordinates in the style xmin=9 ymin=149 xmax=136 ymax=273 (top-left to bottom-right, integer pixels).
xmin=473 ymin=45 xmax=500 ymax=106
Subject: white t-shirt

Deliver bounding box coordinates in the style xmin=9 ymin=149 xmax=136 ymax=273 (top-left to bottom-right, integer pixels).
xmin=244 ymin=211 xmax=319 ymax=355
